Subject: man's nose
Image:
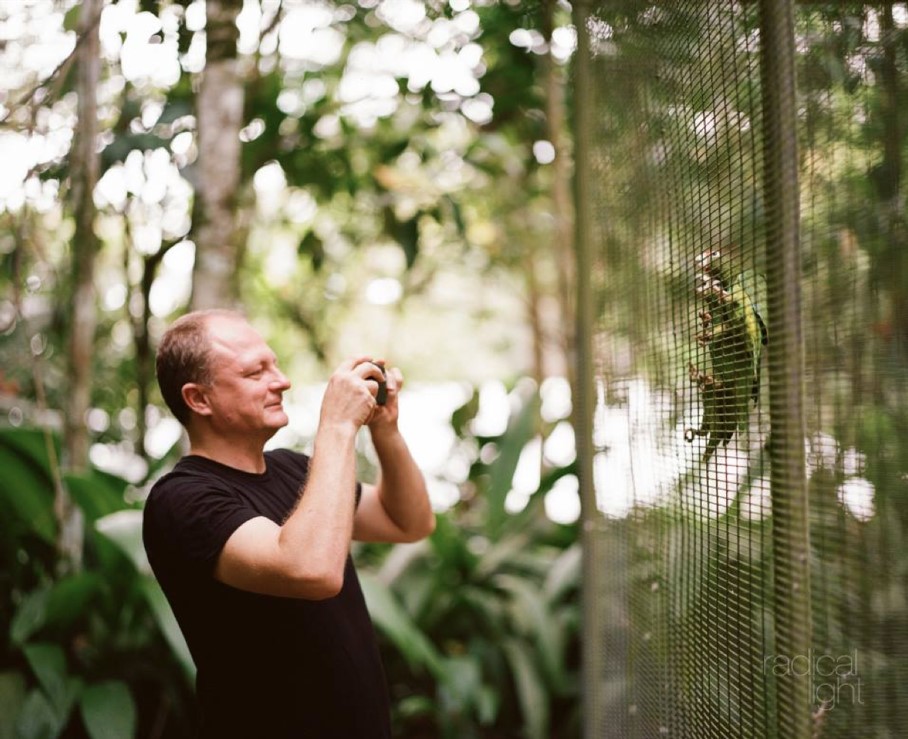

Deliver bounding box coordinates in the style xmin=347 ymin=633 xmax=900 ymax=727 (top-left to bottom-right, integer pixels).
xmin=271 ymin=370 xmax=291 ymax=390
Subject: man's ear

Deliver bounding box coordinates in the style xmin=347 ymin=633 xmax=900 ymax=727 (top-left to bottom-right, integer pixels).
xmin=182 ymin=383 xmax=214 ymax=417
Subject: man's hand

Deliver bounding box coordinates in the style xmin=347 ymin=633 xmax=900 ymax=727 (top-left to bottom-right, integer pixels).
xmin=319 ymin=357 xmax=387 ymax=431
xmin=365 ymin=360 xmax=403 ymax=434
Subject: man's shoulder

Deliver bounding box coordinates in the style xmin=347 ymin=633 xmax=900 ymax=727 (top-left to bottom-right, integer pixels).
xmin=146 ymin=456 xmax=239 ymax=511
xmin=265 ymin=448 xmax=310 ymax=472
xmin=149 ymin=456 xmax=216 ymax=492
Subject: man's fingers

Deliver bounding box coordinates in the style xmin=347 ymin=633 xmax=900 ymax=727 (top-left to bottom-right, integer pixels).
xmin=337 ymin=355 xmax=372 ymax=372
xmin=387 ymin=367 xmax=403 ymax=391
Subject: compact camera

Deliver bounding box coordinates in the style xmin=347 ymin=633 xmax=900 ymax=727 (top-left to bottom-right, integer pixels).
xmin=370 ymin=361 xmax=387 ymax=406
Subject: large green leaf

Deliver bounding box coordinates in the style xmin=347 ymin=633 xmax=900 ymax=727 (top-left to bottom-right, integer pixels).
xmin=95 ymin=511 xmax=150 ymax=576
xmin=65 ymin=470 xmax=131 ymax=523
xmin=138 ymin=576 xmax=196 ymax=681
xmin=474 ymin=531 xmax=532 ymax=580
xmin=485 ymin=392 xmax=540 ymax=537
xmin=502 ymin=638 xmax=549 ymax=739
xmin=80 ymin=681 xmax=137 ymax=739
xmin=12 ymin=575 xmax=106 ymax=648
xmin=0 ymin=428 xmax=59 ymax=470
xmin=543 ymin=542 xmax=581 ymax=601
xmin=358 ymin=571 xmax=444 ymax=679
xmin=0 ymin=432 xmax=56 ymax=544
xmin=15 ymin=690 xmax=60 ymax=739
xmin=10 ymin=588 xmax=51 ymax=647
xmin=494 ymin=573 xmax=565 ymax=690
xmin=437 ymin=654 xmax=483 ymax=716
xmin=95 ymin=511 xmax=196 ymax=680
xmin=22 ymin=643 xmax=80 ymax=723
xmin=428 ymin=514 xmax=476 ymax=569
xmin=43 ymin=573 xmax=103 ymax=632
xmin=459 ymin=584 xmax=507 ymax=627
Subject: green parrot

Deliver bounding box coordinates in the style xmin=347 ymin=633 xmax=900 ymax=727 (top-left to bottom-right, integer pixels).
xmin=686 ymin=248 xmax=767 ymax=463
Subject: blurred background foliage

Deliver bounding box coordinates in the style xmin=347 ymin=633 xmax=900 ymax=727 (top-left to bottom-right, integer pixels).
xmin=0 ymin=0 xmax=581 ymax=737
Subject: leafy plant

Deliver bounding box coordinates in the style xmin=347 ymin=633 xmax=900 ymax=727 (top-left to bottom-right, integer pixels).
xmin=360 ymin=386 xmax=582 ymax=738
xmin=0 ymin=429 xmax=195 ymax=739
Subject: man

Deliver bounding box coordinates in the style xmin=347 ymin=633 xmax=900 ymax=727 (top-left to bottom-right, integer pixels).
xmin=142 ymin=309 xmax=435 ymax=737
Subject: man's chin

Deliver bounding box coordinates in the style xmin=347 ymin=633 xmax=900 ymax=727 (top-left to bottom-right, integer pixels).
xmin=266 ymin=409 xmax=289 ymax=428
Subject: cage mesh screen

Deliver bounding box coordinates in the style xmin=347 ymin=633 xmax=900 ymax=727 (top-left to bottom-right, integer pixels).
xmin=576 ymin=2 xmax=908 ymax=737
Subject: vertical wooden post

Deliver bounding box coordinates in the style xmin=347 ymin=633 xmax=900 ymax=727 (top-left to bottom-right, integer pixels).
xmin=760 ymin=1 xmax=812 ymax=736
xmin=572 ymin=2 xmax=604 ymax=737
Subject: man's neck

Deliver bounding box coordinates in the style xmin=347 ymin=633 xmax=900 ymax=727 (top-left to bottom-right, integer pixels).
xmin=187 ymin=432 xmax=269 ymax=474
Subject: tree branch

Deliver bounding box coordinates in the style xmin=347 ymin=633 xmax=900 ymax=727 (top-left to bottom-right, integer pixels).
xmin=0 ymin=4 xmax=103 ymax=126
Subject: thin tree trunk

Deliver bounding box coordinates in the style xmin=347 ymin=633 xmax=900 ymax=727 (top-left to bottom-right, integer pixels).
xmin=191 ymin=0 xmax=244 ymax=310
xmin=61 ymin=0 xmax=103 ymax=570
xmin=541 ymin=0 xmax=576 ymax=387
xmin=136 ymin=241 xmax=180 ymax=460
xmin=525 ymin=252 xmax=547 ymax=388
xmin=878 ymin=7 xmax=907 ymax=356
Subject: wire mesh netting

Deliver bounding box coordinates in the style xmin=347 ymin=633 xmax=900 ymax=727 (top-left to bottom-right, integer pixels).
xmin=574 ymin=2 xmax=908 ymax=737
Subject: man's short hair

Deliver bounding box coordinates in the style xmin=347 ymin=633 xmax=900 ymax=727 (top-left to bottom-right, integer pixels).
xmin=155 ymin=309 xmax=245 ymax=425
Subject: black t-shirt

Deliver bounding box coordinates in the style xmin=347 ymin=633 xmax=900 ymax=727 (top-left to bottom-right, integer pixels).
xmin=142 ymin=450 xmax=391 ymax=738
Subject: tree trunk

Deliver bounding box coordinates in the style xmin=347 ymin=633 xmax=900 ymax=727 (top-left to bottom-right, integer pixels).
xmin=541 ymin=0 xmax=576 ymax=387
xmin=191 ymin=0 xmax=245 ymax=310
xmin=877 ymin=7 xmax=907 ymax=357
xmin=133 ymin=239 xmax=180 ymax=461
xmin=61 ymin=0 xmax=103 ymax=570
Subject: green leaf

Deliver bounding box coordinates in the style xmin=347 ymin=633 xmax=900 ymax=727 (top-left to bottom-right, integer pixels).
xmin=358 ymin=572 xmax=444 ymax=679
xmin=474 ymin=531 xmax=531 ymax=579
xmin=396 ymin=694 xmax=434 ymax=720
xmin=66 ymin=470 xmax=131 ymax=523
xmin=0 ymin=671 xmax=27 ymax=739
xmin=298 ymin=231 xmax=325 ymax=272
xmin=62 ymin=5 xmax=81 ymax=33
xmin=445 ymin=195 xmax=467 ymax=238
xmin=502 ymin=638 xmax=549 ymax=739
xmin=0 ymin=428 xmax=59 ymax=468
xmin=15 ymin=690 xmax=60 ymax=739
xmin=95 ymin=511 xmax=150 ymax=576
xmin=450 ymin=387 xmax=479 ymax=436
xmin=10 ymin=588 xmax=51 ymax=646
xmin=437 ymin=655 xmax=482 ymax=714
xmin=476 ymin=684 xmax=499 ymax=726
xmin=428 ymin=514 xmax=476 ymax=568
xmin=94 ymin=509 xmax=197 ymax=679
xmin=22 ymin=644 xmax=80 ymax=721
xmin=80 ymin=681 xmax=137 ymax=739
xmin=495 ymin=573 xmax=565 ymax=689
xmin=459 ymin=585 xmax=507 ymax=626
xmin=0 ymin=432 xmax=57 ymax=544
xmin=383 ymin=207 xmax=420 ymax=269
xmin=44 ymin=573 xmax=103 ymax=632
xmin=138 ymin=577 xmax=196 ymax=681
xmin=485 ymin=392 xmax=540 ymax=536
xmin=543 ymin=543 xmax=581 ymax=601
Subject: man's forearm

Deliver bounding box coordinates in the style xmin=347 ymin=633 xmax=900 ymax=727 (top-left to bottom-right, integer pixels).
xmin=371 ymin=430 xmax=435 ymax=539
xmin=278 ymin=423 xmax=358 ymax=591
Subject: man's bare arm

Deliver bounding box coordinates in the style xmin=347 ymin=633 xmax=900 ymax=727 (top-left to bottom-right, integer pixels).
xmin=353 ymin=366 xmax=435 ymax=543
xmin=214 ymin=358 xmax=384 ymax=599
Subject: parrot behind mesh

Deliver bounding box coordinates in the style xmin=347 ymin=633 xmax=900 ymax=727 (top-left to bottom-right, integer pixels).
xmin=686 ymin=249 xmax=767 ymax=463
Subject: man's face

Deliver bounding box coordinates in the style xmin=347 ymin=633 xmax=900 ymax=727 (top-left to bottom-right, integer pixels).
xmin=197 ymin=316 xmax=291 ymax=439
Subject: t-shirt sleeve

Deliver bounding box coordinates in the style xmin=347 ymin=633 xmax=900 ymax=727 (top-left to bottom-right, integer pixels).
xmin=144 ymin=477 xmax=259 ymax=577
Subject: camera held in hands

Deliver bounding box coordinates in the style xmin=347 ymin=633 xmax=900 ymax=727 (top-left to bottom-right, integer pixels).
xmin=370 ymin=361 xmax=387 ymax=406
